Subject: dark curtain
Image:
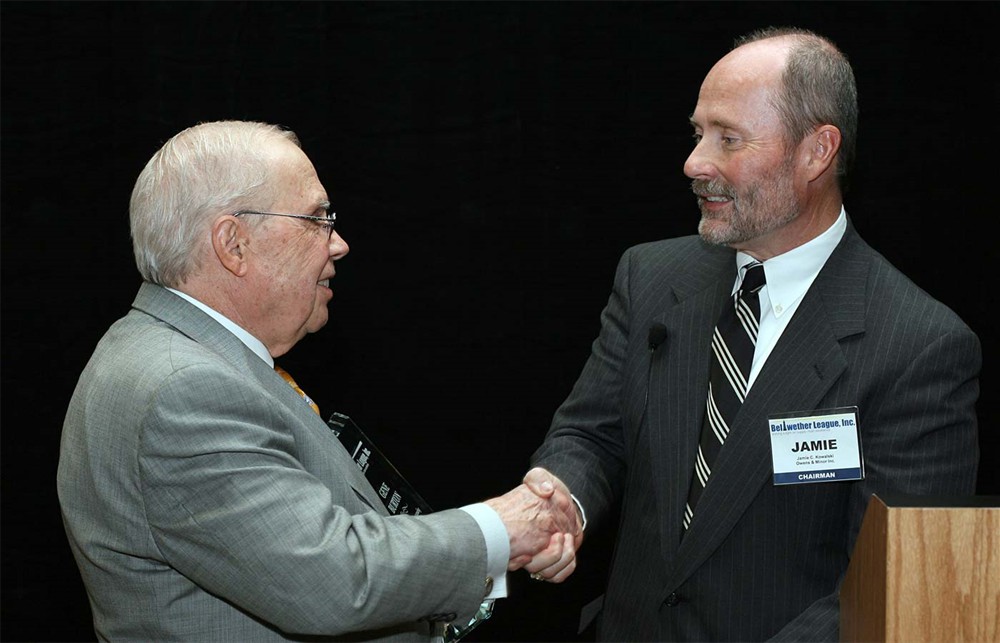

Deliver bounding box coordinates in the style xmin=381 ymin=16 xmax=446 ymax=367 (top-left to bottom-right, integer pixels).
xmin=2 ymin=2 xmax=996 ymax=641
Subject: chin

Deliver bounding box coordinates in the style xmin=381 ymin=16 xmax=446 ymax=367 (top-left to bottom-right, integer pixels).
xmin=698 ymin=218 xmax=735 ymax=246
xmin=305 ymin=309 xmax=329 ymax=334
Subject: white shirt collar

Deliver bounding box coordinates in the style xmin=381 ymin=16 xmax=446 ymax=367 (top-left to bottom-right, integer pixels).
xmin=735 ymin=207 xmax=847 ymax=319
xmin=165 ymin=288 xmax=274 ymax=367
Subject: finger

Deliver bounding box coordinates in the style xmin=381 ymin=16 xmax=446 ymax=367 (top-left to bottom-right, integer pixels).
xmin=541 ymin=493 xmax=581 ymax=536
xmin=523 ymin=532 xmax=564 ymax=574
xmin=539 ymin=533 xmax=578 ymax=583
xmin=552 ymin=494 xmax=582 ymax=535
xmin=507 ymin=554 xmax=532 ymax=571
xmin=522 ymin=467 xmax=555 ymax=498
xmin=535 ymin=533 xmax=573 ymax=577
xmin=523 ymin=532 xmax=563 ymax=573
xmin=548 ymin=555 xmax=577 ymax=583
xmin=535 ymin=480 xmax=581 ymax=536
xmin=548 ymin=533 xmax=578 ymax=582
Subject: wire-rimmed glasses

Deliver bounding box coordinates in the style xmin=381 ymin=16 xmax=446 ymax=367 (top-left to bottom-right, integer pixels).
xmin=234 ymin=209 xmax=336 ymax=240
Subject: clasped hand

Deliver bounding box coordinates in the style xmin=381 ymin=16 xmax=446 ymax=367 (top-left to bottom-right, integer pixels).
xmin=484 ymin=467 xmax=583 ymax=583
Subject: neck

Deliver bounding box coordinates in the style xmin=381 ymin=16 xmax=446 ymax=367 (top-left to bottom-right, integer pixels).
xmin=736 ymin=193 xmax=842 ymax=262
xmin=174 ymin=276 xmax=278 ymax=353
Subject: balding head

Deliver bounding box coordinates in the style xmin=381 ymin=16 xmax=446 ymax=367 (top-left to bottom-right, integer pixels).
xmin=730 ymin=27 xmax=857 ymax=193
xmin=685 ymin=27 xmax=849 ymax=258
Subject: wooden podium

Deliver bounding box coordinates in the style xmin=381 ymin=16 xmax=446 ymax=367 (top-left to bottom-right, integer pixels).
xmin=840 ymin=493 xmax=999 ymax=643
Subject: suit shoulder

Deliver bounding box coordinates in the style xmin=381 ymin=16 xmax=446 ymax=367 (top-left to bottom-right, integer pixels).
xmin=863 ymin=248 xmax=976 ymax=339
xmin=86 ymin=310 xmax=238 ymax=397
xmin=622 ymin=235 xmax=729 ymax=271
xmin=108 ymin=309 xmax=220 ymax=362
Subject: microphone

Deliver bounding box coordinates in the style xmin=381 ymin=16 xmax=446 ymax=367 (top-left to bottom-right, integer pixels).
xmin=644 ymin=323 xmax=668 ymax=401
xmin=638 ymin=323 xmax=668 ymax=447
xmin=648 ymin=323 xmax=668 ymax=352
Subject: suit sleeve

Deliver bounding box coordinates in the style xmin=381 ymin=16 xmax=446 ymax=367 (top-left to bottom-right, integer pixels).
xmin=531 ymin=247 xmax=636 ymax=529
xmin=771 ymin=323 xmax=981 ymax=642
xmin=137 ymin=358 xmax=488 ymax=637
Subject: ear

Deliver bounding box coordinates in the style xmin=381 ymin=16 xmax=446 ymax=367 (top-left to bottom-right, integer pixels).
xmin=212 ymin=216 xmax=249 ymax=277
xmin=803 ymin=125 xmax=842 ymax=182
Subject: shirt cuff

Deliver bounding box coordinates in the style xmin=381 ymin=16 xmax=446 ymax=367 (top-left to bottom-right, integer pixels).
xmin=571 ymin=493 xmax=588 ymax=531
xmin=459 ymin=503 xmax=509 ymax=599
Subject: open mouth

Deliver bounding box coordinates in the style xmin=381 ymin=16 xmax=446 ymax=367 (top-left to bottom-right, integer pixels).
xmin=692 ymin=180 xmax=734 ymax=205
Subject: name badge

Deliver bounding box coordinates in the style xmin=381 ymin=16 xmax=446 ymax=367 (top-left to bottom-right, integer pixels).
xmin=768 ymin=406 xmax=863 ymax=485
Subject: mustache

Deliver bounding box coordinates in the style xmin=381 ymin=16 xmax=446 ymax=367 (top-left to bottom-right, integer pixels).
xmin=691 ymin=179 xmax=736 ymax=199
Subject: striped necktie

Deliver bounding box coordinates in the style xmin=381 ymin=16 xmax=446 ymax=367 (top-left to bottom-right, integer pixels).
xmin=275 ymin=366 xmax=321 ymax=416
xmin=683 ymin=262 xmax=766 ymax=531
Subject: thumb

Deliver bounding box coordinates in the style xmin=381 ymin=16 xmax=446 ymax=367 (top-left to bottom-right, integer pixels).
xmin=523 ymin=467 xmax=555 ymax=498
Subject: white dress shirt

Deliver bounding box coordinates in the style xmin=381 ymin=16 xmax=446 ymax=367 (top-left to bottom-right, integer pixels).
xmin=738 ymin=207 xmax=847 ymax=389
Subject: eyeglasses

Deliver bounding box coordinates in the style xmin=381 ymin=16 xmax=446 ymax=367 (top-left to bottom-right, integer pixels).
xmin=234 ymin=209 xmax=337 ymax=240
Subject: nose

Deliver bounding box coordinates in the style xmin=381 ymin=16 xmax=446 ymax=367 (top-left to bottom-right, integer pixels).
xmin=684 ymin=139 xmax=715 ymax=180
xmin=328 ymin=230 xmax=349 ymax=260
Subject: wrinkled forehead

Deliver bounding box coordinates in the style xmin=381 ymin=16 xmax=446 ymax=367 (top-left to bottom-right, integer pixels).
xmin=265 ymin=139 xmax=328 ymax=206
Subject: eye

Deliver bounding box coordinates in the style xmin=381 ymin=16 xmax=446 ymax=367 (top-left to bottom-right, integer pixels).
xmin=318 ymin=211 xmax=336 ymax=235
xmin=692 ymin=133 xmax=703 ymax=144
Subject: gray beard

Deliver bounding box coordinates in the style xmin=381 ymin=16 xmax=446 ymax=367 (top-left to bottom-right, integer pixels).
xmin=692 ymin=173 xmax=799 ymax=246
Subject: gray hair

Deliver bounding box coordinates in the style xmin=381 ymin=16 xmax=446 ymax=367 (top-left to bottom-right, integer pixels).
xmin=735 ymin=27 xmax=858 ymax=193
xmin=129 ymin=120 xmax=300 ymax=286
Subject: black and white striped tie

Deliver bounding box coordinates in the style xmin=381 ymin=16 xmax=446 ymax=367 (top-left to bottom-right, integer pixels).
xmin=683 ymin=262 xmax=766 ymax=531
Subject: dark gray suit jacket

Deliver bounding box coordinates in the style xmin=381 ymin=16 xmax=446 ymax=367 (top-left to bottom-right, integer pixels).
xmin=532 ymin=221 xmax=980 ymax=642
xmin=58 ymin=283 xmax=491 ymax=641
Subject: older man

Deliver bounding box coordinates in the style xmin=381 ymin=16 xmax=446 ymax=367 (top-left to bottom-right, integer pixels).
xmin=57 ymin=120 xmax=578 ymax=642
xmin=526 ymin=27 xmax=980 ymax=641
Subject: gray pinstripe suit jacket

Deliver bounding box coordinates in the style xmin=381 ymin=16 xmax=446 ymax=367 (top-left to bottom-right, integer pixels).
xmin=532 ymin=220 xmax=981 ymax=642
xmin=58 ymin=283 xmax=490 ymax=642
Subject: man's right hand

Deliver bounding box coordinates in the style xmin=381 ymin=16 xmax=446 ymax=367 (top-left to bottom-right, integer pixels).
xmin=484 ymin=481 xmax=579 ymax=574
xmin=520 ymin=467 xmax=584 ymax=583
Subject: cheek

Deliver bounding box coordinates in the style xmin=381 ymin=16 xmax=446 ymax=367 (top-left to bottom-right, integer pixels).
xmin=725 ymin=159 xmax=756 ymax=186
xmin=277 ymin=243 xmax=323 ymax=283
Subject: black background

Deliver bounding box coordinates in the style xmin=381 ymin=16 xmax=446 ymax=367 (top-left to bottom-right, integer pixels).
xmin=2 ymin=2 xmax=997 ymax=642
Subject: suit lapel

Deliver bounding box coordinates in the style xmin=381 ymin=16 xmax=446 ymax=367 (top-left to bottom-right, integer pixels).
xmin=264 ymin=366 xmax=391 ymax=513
xmin=648 ymin=252 xmax=733 ymax=563
xmin=669 ymin=309 xmax=847 ymax=581
xmin=131 ymin=283 xmax=387 ymax=513
xmin=660 ymin=224 xmax=869 ymax=588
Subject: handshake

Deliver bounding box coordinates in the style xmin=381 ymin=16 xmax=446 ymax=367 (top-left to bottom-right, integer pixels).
xmin=484 ymin=467 xmax=583 ymax=584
